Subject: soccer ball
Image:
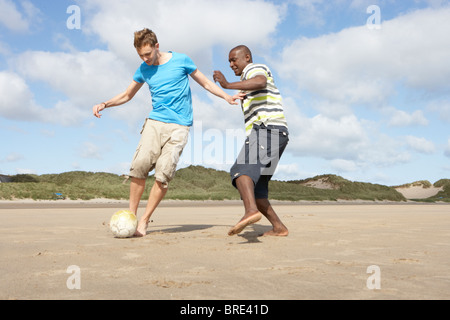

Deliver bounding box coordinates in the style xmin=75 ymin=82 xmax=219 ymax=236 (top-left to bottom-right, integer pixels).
xmin=109 ymin=210 xmax=138 ymax=238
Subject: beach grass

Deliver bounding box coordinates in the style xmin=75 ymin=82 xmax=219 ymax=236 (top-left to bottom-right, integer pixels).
xmin=1 ymin=166 xmax=449 ymax=202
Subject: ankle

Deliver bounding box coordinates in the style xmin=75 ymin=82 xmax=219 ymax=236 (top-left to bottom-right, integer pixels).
xmin=244 ymin=209 xmax=260 ymax=217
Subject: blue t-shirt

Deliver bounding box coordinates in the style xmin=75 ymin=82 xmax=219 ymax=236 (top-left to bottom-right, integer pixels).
xmin=133 ymin=52 xmax=197 ymax=126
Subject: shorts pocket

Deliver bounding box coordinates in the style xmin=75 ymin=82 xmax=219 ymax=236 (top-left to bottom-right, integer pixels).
xmin=140 ymin=119 xmax=149 ymax=134
xmin=131 ymin=145 xmax=141 ymax=162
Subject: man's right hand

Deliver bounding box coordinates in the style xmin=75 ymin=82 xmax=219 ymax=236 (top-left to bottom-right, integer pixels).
xmin=213 ymin=71 xmax=229 ymax=89
xmin=93 ymin=102 xmax=106 ymax=118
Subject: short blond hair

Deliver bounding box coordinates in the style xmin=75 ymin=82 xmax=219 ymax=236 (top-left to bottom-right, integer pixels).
xmin=134 ymin=28 xmax=158 ymax=49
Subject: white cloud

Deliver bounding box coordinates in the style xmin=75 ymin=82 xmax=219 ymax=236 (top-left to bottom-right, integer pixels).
xmin=3 ymin=0 xmax=284 ymax=128
xmin=427 ymin=99 xmax=450 ymax=123
xmin=331 ymin=159 xmax=359 ymax=172
xmin=192 ymin=94 xmax=243 ymax=132
xmin=388 ymin=109 xmax=429 ymax=127
xmin=310 ymin=100 xmax=354 ymax=119
xmin=81 ymin=0 xmax=284 ymax=71
xmin=405 ymin=136 xmax=436 ymax=154
xmin=0 ymin=0 xmax=29 ymax=32
xmin=15 ymin=50 xmax=130 ymax=101
xmin=275 ymin=8 xmax=450 ymax=105
xmin=281 ymin=96 xmax=415 ymax=169
xmin=272 ymin=163 xmax=303 ymax=180
xmin=0 ymin=0 xmax=41 ymax=32
xmin=0 ymin=71 xmax=42 ymax=121
xmin=289 ymin=113 xmax=369 ymax=160
xmin=267 ymin=6 xmax=449 ymax=176
xmin=20 ymin=1 xmax=41 ymax=23
xmin=0 ymin=71 xmax=87 ymax=126
xmin=360 ymin=134 xmax=411 ymax=167
xmin=11 ymin=49 xmax=145 ymax=126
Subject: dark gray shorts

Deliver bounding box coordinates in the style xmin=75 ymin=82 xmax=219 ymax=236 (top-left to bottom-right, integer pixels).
xmin=230 ymin=124 xmax=289 ymax=199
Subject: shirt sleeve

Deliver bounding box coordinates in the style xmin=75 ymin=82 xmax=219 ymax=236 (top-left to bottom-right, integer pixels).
xmin=184 ymin=54 xmax=198 ymax=75
xmin=244 ymin=65 xmax=270 ymax=81
xmin=133 ymin=65 xmax=145 ymax=83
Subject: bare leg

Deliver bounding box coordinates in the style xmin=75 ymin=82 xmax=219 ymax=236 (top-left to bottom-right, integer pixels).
xmin=256 ymin=198 xmax=289 ymax=237
xmin=134 ymin=180 xmax=168 ymax=237
xmin=228 ymin=175 xmax=262 ymax=236
xmin=129 ymin=177 xmax=146 ymax=215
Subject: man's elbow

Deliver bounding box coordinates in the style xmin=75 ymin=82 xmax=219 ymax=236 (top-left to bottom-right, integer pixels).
xmin=254 ymin=76 xmax=267 ymax=90
xmin=255 ymin=82 xmax=267 ymax=90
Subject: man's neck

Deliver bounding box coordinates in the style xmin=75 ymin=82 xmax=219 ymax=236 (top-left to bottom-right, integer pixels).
xmin=155 ymin=51 xmax=172 ymax=66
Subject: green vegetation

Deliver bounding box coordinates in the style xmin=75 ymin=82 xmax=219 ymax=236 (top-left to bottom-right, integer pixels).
xmin=394 ymin=180 xmax=433 ymax=189
xmin=280 ymin=174 xmax=406 ymax=202
xmin=0 ymin=171 xmax=130 ymax=200
xmin=0 ymin=166 xmax=448 ymax=202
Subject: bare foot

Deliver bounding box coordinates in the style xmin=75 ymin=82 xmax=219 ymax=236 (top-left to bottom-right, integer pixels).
xmin=262 ymin=228 xmax=289 ymax=237
xmin=134 ymin=221 xmax=148 ymax=237
xmin=228 ymin=212 xmax=262 ymax=236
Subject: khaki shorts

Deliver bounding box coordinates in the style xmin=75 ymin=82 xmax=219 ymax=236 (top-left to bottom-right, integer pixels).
xmin=129 ymin=119 xmax=190 ymax=186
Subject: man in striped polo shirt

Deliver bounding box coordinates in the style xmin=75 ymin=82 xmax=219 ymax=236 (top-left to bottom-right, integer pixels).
xmin=214 ymin=45 xmax=289 ymax=237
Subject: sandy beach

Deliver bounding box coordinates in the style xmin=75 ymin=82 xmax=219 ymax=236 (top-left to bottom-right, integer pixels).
xmin=1 ymin=200 xmax=449 ymax=300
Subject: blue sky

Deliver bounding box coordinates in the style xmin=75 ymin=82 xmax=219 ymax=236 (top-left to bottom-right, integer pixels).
xmin=1 ymin=0 xmax=449 ymax=186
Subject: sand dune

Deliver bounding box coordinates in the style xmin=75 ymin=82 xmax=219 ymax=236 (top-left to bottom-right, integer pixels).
xmin=395 ymin=185 xmax=443 ymax=199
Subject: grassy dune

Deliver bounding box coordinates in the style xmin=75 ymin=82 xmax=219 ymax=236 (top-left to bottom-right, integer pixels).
xmin=1 ymin=166 xmax=449 ymax=202
xmin=418 ymin=179 xmax=450 ymax=203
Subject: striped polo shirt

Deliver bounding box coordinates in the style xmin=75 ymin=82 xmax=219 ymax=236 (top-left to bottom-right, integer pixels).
xmin=240 ymin=63 xmax=288 ymax=136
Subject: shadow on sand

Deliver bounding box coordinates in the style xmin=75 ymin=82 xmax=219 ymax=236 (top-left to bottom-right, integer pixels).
xmin=145 ymin=223 xmax=271 ymax=244
xmin=146 ymin=224 xmax=217 ymax=235
xmin=237 ymin=224 xmax=273 ymax=243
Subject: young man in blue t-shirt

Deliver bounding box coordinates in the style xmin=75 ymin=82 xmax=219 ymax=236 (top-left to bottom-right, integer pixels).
xmin=93 ymin=29 xmax=243 ymax=237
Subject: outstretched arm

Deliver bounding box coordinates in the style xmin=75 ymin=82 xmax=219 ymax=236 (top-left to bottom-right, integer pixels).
xmin=190 ymin=69 xmax=244 ymax=105
xmin=93 ymin=80 xmax=144 ymax=118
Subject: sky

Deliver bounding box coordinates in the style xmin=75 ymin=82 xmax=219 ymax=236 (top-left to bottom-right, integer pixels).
xmin=0 ymin=0 xmax=449 ymax=186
